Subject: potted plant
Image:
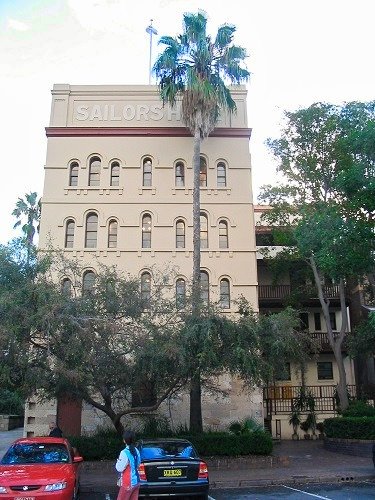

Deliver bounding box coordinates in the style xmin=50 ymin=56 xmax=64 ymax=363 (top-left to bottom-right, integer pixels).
xmin=289 ymin=410 xmax=301 ymax=440
xmin=316 ymin=422 xmax=324 ymax=439
xmin=300 ymin=419 xmax=311 ymax=439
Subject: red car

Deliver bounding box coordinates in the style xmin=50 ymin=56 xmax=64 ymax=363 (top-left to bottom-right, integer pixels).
xmin=0 ymin=437 xmax=83 ymax=499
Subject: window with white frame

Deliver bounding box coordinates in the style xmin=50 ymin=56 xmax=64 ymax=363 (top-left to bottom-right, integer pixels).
xmin=220 ymin=279 xmax=230 ymax=309
xmin=175 ymin=162 xmax=185 ymax=187
xmin=143 ymin=158 xmax=152 ymax=186
xmin=88 ymin=157 xmax=101 ymax=186
xmin=65 ymin=219 xmax=75 ymax=248
xmin=142 ymin=214 xmax=152 ymax=248
xmin=108 ymin=220 xmax=118 ymax=248
xmin=85 ymin=213 xmax=98 ymax=248
xmin=110 ymin=162 xmax=120 ymax=186
xmin=69 ymin=162 xmax=79 ymax=186
xmin=217 ymin=162 xmax=226 ymax=187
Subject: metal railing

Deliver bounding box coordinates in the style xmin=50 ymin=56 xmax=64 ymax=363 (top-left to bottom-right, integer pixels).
xmin=263 ymin=384 xmax=358 ymax=415
xmin=258 ymin=284 xmax=343 ymax=300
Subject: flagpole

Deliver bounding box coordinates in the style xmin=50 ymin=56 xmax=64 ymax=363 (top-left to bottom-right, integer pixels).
xmin=146 ymin=19 xmax=158 ymax=84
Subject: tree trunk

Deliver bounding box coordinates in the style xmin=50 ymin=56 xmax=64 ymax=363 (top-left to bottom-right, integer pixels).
xmin=190 ymin=128 xmax=203 ymax=433
xmin=309 ymin=256 xmax=349 ymax=411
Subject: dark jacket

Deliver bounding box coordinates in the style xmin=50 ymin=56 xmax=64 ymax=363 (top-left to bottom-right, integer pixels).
xmin=49 ymin=426 xmax=63 ymax=437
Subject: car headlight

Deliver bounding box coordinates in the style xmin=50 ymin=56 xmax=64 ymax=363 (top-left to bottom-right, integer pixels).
xmin=0 ymin=486 xmax=7 ymax=493
xmin=44 ymin=481 xmax=67 ymax=491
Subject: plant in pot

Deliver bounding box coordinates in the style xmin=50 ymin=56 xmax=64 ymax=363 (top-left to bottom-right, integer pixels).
xmin=306 ymin=411 xmax=317 ymax=440
xmin=300 ymin=419 xmax=311 ymax=439
xmin=289 ymin=409 xmax=301 ymax=440
xmin=316 ymin=422 xmax=324 ymax=439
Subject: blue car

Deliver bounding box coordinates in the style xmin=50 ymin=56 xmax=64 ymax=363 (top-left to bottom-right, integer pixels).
xmin=137 ymin=438 xmax=209 ymax=498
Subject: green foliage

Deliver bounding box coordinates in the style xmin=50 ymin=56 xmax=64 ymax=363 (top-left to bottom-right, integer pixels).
xmin=154 ymin=11 xmax=249 ymax=137
xmin=69 ymin=429 xmax=273 ymax=460
xmin=324 ymin=416 xmax=375 ymax=439
xmin=0 ymin=389 xmax=24 ymax=415
xmin=348 ymin=313 xmax=375 ymax=357
xmin=341 ymin=400 xmax=375 ymax=417
xmin=228 ymin=417 xmax=263 ymax=435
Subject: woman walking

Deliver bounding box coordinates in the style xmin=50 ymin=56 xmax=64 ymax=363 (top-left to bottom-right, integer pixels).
xmin=115 ymin=430 xmax=141 ymax=500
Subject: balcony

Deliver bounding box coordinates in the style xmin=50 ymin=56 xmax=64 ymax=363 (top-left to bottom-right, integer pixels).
xmin=258 ymin=284 xmax=343 ymax=301
xmin=310 ymin=332 xmax=348 ymax=352
xmin=263 ymin=384 xmax=358 ymax=415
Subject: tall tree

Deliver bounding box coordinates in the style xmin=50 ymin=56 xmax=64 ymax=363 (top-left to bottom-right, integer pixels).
xmin=153 ymin=11 xmax=249 ymax=432
xmin=260 ymin=101 xmax=375 ymax=410
xmin=12 ymin=192 xmax=41 ymax=262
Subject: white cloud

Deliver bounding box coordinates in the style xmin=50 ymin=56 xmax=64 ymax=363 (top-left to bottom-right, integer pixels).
xmin=7 ymin=18 xmax=30 ymax=32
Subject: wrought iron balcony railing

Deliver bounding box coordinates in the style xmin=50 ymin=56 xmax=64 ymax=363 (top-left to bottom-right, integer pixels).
xmin=258 ymin=284 xmax=343 ymax=300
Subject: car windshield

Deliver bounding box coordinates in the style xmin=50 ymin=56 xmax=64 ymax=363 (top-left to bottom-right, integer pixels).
xmin=1 ymin=443 xmax=70 ymax=465
xmin=140 ymin=441 xmax=198 ymax=460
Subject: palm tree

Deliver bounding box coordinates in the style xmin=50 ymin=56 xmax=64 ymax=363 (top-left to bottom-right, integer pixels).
xmin=12 ymin=192 xmax=41 ymax=261
xmin=153 ymin=11 xmax=249 ymax=432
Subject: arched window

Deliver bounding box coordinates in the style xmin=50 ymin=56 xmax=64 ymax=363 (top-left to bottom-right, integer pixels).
xmin=219 ymin=220 xmax=229 ymax=248
xmin=143 ymin=158 xmax=152 ymax=187
xmin=110 ymin=162 xmax=120 ymax=186
xmin=82 ymin=270 xmax=95 ymax=295
xmin=176 ymin=278 xmax=186 ymax=308
xmin=175 ymin=162 xmax=185 ymax=187
xmin=217 ymin=162 xmax=226 ymax=187
xmin=85 ymin=213 xmax=98 ymax=248
xmin=88 ymin=157 xmax=101 ymax=186
xmin=61 ymin=278 xmax=72 ymax=296
xmin=220 ymin=279 xmax=230 ymax=309
xmin=176 ymin=220 xmax=185 ymax=248
xmin=200 ymin=157 xmax=207 ymax=187
xmin=69 ymin=162 xmax=79 ymax=187
xmin=142 ymin=214 xmax=152 ymax=248
xmin=65 ymin=219 xmax=75 ymax=248
xmin=108 ymin=220 xmax=118 ymax=248
xmin=200 ymin=213 xmax=208 ymax=249
xmin=141 ymin=272 xmax=151 ymax=305
xmin=200 ymin=271 xmax=209 ymax=303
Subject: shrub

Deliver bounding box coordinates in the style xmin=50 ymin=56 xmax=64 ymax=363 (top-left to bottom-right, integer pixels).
xmin=341 ymin=400 xmax=375 ymax=418
xmin=324 ymin=416 xmax=375 ymax=440
xmin=0 ymin=389 xmax=24 ymax=415
xmin=68 ymin=428 xmax=273 ymax=460
xmin=228 ymin=417 xmax=263 ymax=435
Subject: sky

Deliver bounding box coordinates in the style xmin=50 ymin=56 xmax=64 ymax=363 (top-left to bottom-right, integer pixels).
xmin=1 ymin=0 xmax=375 ymax=244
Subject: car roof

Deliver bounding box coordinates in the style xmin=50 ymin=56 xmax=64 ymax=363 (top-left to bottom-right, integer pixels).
xmin=11 ymin=437 xmax=69 ymax=446
xmin=139 ymin=438 xmax=193 ymax=445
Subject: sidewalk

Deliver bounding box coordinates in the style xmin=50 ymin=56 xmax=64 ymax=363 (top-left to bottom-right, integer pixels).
xmin=80 ymin=440 xmax=375 ymax=492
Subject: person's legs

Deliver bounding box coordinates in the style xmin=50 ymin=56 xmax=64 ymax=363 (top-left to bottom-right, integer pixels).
xmin=129 ymin=485 xmax=140 ymax=500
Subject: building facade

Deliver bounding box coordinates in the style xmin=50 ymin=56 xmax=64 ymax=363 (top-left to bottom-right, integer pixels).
xmin=254 ymin=206 xmax=357 ymax=439
xmin=24 ymin=84 xmax=261 ymax=437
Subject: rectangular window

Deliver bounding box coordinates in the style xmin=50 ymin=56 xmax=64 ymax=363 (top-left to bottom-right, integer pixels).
xmin=314 ymin=312 xmax=321 ymax=331
xmin=317 ymin=361 xmax=333 ymax=380
xmin=329 ymin=312 xmax=337 ymax=331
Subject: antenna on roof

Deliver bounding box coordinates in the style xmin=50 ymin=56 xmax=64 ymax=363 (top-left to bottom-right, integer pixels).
xmin=146 ymin=19 xmax=158 ymax=85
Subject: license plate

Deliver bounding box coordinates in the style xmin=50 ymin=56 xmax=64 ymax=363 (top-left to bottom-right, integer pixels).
xmin=163 ymin=468 xmax=182 ymax=477
xmin=15 ymin=497 xmax=35 ymax=500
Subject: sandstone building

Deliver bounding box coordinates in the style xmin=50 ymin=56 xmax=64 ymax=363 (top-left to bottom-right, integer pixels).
xmin=25 ymin=84 xmax=261 ymax=436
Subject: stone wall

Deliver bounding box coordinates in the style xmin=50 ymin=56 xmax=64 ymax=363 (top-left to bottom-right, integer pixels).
xmin=0 ymin=415 xmax=24 ymax=431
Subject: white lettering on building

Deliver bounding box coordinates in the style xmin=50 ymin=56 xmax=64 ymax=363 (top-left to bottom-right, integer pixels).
xmin=74 ymin=103 xmax=181 ymax=122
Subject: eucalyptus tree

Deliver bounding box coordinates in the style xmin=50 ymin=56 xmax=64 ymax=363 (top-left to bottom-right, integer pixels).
xmin=153 ymin=11 xmax=249 ymax=432
xmin=260 ymin=101 xmax=375 ymax=410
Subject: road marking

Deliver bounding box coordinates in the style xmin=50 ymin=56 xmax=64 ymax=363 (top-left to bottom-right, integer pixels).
xmin=282 ymin=485 xmax=332 ymax=499
xmin=105 ymin=494 xmax=111 ymax=500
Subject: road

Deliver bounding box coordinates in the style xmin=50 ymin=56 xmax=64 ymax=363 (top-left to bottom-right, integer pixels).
xmin=80 ymin=481 xmax=375 ymax=499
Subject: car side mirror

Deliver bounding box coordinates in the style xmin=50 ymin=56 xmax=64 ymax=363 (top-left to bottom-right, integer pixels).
xmin=73 ymin=456 xmax=84 ymax=463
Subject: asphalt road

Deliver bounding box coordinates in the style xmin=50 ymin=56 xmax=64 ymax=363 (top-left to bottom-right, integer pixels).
xmin=80 ymin=482 xmax=375 ymax=499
